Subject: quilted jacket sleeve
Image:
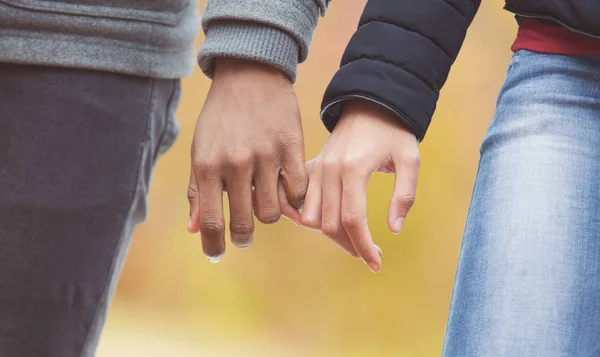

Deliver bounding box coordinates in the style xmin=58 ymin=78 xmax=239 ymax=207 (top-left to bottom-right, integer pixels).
xmin=321 ymin=0 xmax=481 ymax=141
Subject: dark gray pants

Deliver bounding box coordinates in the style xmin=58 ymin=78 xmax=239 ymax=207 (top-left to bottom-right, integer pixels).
xmin=0 ymin=64 xmax=180 ymax=356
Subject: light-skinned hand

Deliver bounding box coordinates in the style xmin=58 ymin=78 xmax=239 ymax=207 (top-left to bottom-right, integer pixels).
xmin=301 ymin=99 xmax=420 ymax=273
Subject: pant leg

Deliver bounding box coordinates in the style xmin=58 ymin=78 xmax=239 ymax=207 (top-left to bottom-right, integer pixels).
xmin=442 ymin=50 xmax=600 ymax=357
xmin=0 ymin=64 xmax=180 ymax=357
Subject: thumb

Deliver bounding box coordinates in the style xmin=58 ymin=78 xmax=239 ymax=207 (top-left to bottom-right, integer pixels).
xmin=187 ymin=168 xmax=200 ymax=234
xmin=388 ymin=152 xmax=419 ymax=234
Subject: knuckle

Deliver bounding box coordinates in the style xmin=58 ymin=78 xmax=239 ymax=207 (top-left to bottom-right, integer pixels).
xmin=341 ymin=213 xmax=362 ymax=231
xmin=287 ymin=181 xmax=308 ymax=203
xmin=322 ymin=157 xmax=340 ymax=171
xmin=396 ymin=193 xmax=416 ymax=208
xmin=193 ymin=158 xmax=220 ymax=179
xmin=187 ymin=186 xmax=198 ymax=201
xmin=200 ymin=217 xmax=225 ymax=235
xmin=280 ymin=170 xmax=308 ymax=204
xmin=255 ymin=144 xmax=278 ymax=162
xmin=321 ymin=222 xmax=339 ymax=238
xmin=401 ymin=152 xmax=421 ymax=168
xmin=224 ymin=151 xmax=253 ymax=170
xmin=312 ymin=157 xmax=325 ymax=170
xmin=230 ymin=220 xmax=254 ymax=235
xmin=193 ymin=156 xmax=216 ymax=170
xmin=256 ymin=191 xmax=280 ymax=210
xmin=340 ymin=157 xmax=363 ymax=174
xmin=301 ymin=214 xmax=320 ymax=229
xmin=257 ymin=209 xmax=281 ymax=224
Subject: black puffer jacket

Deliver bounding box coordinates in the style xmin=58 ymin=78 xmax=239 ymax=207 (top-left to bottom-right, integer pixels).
xmin=321 ymin=0 xmax=600 ymax=141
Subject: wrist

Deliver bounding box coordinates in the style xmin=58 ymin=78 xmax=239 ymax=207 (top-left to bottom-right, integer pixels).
xmin=343 ymin=99 xmax=393 ymax=118
xmin=340 ymin=99 xmax=417 ymax=137
xmin=213 ymin=58 xmax=292 ymax=88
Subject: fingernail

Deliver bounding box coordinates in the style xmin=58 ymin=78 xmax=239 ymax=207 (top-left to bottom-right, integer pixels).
xmin=232 ymin=236 xmax=253 ymax=249
xmin=187 ymin=217 xmax=193 ymax=232
xmin=375 ymin=245 xmax=383 ymax=258
xmin=206 ymin=253 xmax=224 ymax=263
xmin=367 ymin=261 xmax=381 ymax=273
xmin=297 ymin=202 xmax=304 ymax=214
xmin=393 ymin=217 xmax=405 ymax=234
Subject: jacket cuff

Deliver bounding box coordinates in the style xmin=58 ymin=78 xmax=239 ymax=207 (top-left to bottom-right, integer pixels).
xmin=198 ymin=21 xmax=299 ymax=82
xmin=321 ymin=94 xmax=425 ymax=142
xmin=321 ymin=59 xmax=432 ymax=142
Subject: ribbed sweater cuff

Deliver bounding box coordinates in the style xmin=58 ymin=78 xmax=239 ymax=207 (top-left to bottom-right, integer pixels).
xmin=198 ymin=21 xmax=299 ymax=83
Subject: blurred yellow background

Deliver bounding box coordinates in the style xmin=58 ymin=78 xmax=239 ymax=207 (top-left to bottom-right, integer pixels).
xmin=97 ymin=1 xmax=516 ymax=356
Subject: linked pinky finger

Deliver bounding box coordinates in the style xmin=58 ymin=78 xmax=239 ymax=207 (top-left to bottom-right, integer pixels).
xmin=278 ymin=178 xmax=303 ymax=226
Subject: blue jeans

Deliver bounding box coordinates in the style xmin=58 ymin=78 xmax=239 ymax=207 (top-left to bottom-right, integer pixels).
xmin=443 ymin=50 xmax=600 ymax=356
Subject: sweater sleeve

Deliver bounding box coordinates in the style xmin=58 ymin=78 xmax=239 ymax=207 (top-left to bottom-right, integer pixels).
xmin=198 ymin=0 xmax=329 ymax=83
xmin=320 ymin=0 xmax=480 ymax=141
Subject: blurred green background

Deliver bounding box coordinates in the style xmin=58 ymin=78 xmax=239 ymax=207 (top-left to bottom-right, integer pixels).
xmin=97 ymin=1 xmax=516 ymax=356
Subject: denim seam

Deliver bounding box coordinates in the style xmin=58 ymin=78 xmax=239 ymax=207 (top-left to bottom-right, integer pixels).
xmin=76 ymin=78 xmax=156 ymax=357
xmin=440 ymin=151 xmax=485 ymax=355
xmin=152 ymin=80 xmax=178 ymax=163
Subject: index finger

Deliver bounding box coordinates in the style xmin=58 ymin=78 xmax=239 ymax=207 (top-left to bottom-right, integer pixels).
xmin=341 ymin=170 xmax=381 ymax=273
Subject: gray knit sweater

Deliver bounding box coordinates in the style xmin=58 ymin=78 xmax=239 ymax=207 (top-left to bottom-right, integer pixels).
xmin=0 ymin=0 xmax=328 ymax=81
